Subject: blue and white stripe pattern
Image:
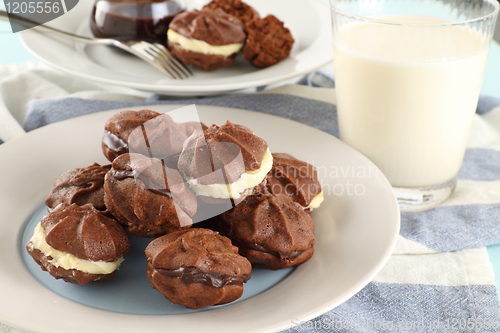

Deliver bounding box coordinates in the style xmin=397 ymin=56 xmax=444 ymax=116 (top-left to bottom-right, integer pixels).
xmin=19 ymin=83 xmax=500 ymax=332
xmin=395 ymin=99 xmax=500 ymax=255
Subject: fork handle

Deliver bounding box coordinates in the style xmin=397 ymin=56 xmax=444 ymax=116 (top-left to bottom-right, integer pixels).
xmin=0 ymin=10 xmax=118 ymax=46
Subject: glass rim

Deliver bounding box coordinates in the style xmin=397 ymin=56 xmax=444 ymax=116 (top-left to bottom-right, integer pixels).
xmin=330 ymin=0 xmax=500 ymax=27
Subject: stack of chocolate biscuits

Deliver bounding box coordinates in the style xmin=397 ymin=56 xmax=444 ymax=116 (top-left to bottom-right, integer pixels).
xmin=26 ymin=108 xmax=324 ymax=310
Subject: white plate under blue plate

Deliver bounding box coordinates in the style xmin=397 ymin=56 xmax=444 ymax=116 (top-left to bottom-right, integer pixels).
xmin=0 ymin=105 xmax=399 ymax=333
xmin=19 ymin=0 xmax=333 ymax=95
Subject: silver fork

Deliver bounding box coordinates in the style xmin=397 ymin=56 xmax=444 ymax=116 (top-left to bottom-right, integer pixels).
xmin=0 ymin=10 xmax=192 ymax=80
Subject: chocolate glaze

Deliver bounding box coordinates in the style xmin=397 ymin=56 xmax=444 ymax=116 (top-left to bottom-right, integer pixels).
xmin=102 ymin=130 xmax=129 ymax=156
xmin=157 ymin=267 xmax=250 ymax=288
xmin=149 ymin=188 xmax=174 ymax=198
xmin=90 ymin=0 xmax=185 ymax=44
xmin=145 ymin=229 xmax=252 ymax=309
xmin=146 ymin=263 xmax=245 ymax=309
xmin=109 ymin=168 xmax=137 ymax=181
xmin=239 ymin=242 xmax=304 ymax=260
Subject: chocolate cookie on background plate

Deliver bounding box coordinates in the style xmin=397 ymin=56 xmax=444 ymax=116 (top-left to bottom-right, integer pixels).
xmin=203 ymin=0 xmax=259 ymax=26
xmin=167 ymin=8 xmax=246 ymax=71
xmin=242 ymin=14 xmax=294 ymax=68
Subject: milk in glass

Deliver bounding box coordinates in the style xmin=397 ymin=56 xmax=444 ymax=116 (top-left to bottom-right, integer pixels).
xmin=334 ymin=17 xmax=489 ymax=187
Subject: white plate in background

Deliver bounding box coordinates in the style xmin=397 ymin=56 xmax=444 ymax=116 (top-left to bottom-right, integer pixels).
xmin=20 ymin=0 xmax=333 ymax=95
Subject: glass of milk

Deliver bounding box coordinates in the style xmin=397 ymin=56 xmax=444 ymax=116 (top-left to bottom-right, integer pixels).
xmin=330 ymin=0 xmax=499 ymax=211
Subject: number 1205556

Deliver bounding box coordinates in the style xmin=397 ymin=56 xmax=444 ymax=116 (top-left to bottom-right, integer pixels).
xmin=5 ymin=1 xmax=61 ymax=14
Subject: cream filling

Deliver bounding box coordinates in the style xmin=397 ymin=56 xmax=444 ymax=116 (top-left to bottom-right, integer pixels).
xmin=304 ymin=191 xmax=324 ymax=211
xmin=27 ymin=222 xmax=124 ymax=275
xmin=167 ymin=29 xmax=243 ymax=56
xmin=187 ymin=148 xmax=273 ymax=199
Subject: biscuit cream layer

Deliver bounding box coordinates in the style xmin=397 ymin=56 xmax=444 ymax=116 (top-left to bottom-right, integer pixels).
xmin=304 ymin=191 xmax=324 ymax=211
xmin=28 ymin=222 xmax=124 ymax=274
xmin=167 ymin=29 xmax=243 ymax=56
xmin=187 ymin=148 xmax=273 ymax=199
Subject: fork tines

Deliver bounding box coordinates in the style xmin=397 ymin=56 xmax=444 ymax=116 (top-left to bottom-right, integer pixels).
xmin=131 ymin=41 xmax=192 ymax=80
xmin=153 ymin=43 xmax=193 ymax=79
xmin=146 ymin=42 xmax=192 ymax=80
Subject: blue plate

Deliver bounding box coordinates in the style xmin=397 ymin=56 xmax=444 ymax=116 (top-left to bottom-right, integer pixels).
xmin=21 ymin=204 xmax=294 ymax=315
